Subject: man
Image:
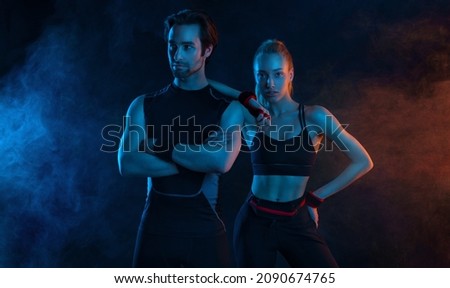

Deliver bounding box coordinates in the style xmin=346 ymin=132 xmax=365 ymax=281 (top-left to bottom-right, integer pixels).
xmin=118 ymin=9 xmax=248 ymax=268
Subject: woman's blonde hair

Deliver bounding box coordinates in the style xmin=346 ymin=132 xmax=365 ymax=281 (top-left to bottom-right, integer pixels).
xmin=253 ymin=39 xmax=294 ymax=108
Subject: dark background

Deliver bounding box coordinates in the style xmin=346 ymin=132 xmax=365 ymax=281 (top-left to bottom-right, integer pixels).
xmin=0 ymin=0 xmax=449 ymax=267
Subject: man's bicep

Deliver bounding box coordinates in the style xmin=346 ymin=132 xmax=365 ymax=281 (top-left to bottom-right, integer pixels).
xmin=121 ymin=96 xmax=147 ymax=153
xmin=222 ymin=101 xmax=244 ymax=130
xmin=218 ymin=101 xmax=244 ymax=150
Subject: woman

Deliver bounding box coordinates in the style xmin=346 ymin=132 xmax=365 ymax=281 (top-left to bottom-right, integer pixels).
xmin=213 ymin=39 xmax=373 ymax=267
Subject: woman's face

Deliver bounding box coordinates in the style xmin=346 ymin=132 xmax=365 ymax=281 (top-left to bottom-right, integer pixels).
xmin=254 ymin=53 xmax=293 ymax=103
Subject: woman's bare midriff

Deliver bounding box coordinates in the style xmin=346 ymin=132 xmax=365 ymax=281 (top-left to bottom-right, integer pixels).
xmin=251 ymin=175 xmax=309 ymax=202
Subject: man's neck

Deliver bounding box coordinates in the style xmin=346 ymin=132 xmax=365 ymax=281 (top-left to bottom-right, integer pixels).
xmin=174 ymin=73 xmax=209 ymax=90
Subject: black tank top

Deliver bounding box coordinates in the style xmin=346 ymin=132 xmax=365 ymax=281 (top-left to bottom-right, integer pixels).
xmin=250 ymin=105 xmax=318 ymax=176
xmin=143 ymin=83 xmax=232 ymax=195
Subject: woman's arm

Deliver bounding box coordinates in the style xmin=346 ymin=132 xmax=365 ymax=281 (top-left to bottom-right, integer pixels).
xmin=307 ymin=105 xmax=374 ymax=200
xmin=208 ymin=79 xmax=241 ymax=98
xmin=208 ymin=79 xmax=271 ymax=126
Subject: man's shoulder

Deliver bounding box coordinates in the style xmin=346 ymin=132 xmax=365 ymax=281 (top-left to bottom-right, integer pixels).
xmin=207 ymin=85 xmax=235 ymax=103
xmin=143 ymin=84 xmax=172 ymax=99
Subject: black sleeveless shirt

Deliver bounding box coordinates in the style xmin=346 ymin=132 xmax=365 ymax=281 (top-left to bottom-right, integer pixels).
xmin=143 ymin=83 xmax=232 ymax=195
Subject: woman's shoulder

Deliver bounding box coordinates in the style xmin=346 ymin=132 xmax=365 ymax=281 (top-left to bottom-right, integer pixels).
xmin=303 ymin=104 xmax=333 ymax=122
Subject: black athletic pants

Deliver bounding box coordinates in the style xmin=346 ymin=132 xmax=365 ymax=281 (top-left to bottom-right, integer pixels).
xmin=233 ymin=193 xmax=338 ymax=268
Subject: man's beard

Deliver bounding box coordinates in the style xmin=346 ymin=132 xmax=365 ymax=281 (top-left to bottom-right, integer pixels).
xmin=172 ymin=67 xmax=191 ymax=79
xmin=171 ymin=61 xmax=204 ymax=79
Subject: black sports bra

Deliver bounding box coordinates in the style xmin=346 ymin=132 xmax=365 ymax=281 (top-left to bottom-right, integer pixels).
xmin=250 ymin=105 xmax=318 ymax=176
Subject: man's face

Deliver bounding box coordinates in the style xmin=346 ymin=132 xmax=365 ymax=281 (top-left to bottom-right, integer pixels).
xmin=167 ymin=24 xmax=211 ymax=79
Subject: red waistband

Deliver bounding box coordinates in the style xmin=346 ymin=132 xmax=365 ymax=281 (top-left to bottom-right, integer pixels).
xmin=249 ymin=197 xmax=306 ymax=217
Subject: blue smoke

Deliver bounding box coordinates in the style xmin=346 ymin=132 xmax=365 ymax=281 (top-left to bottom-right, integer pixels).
xmin=0 ymin=0 xmax=161 ymax=268
xmin=0 ymin=17 xmax=121 ymax=266
xmin=1 ymin=25 xmax=73 ymax=266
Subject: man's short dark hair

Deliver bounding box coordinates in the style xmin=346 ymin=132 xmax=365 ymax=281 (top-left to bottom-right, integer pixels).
xmin=164 ymin=9 xmax=218 ymax=62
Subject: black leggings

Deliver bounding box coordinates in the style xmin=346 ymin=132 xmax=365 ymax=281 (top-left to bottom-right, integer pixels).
xmin=132 ymin=190 xmax=231 ymax=268
xmin=133 ymin=232 xmax=231 ymax=268
xmin=233 ymin=193 xmax=338 ymax=268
